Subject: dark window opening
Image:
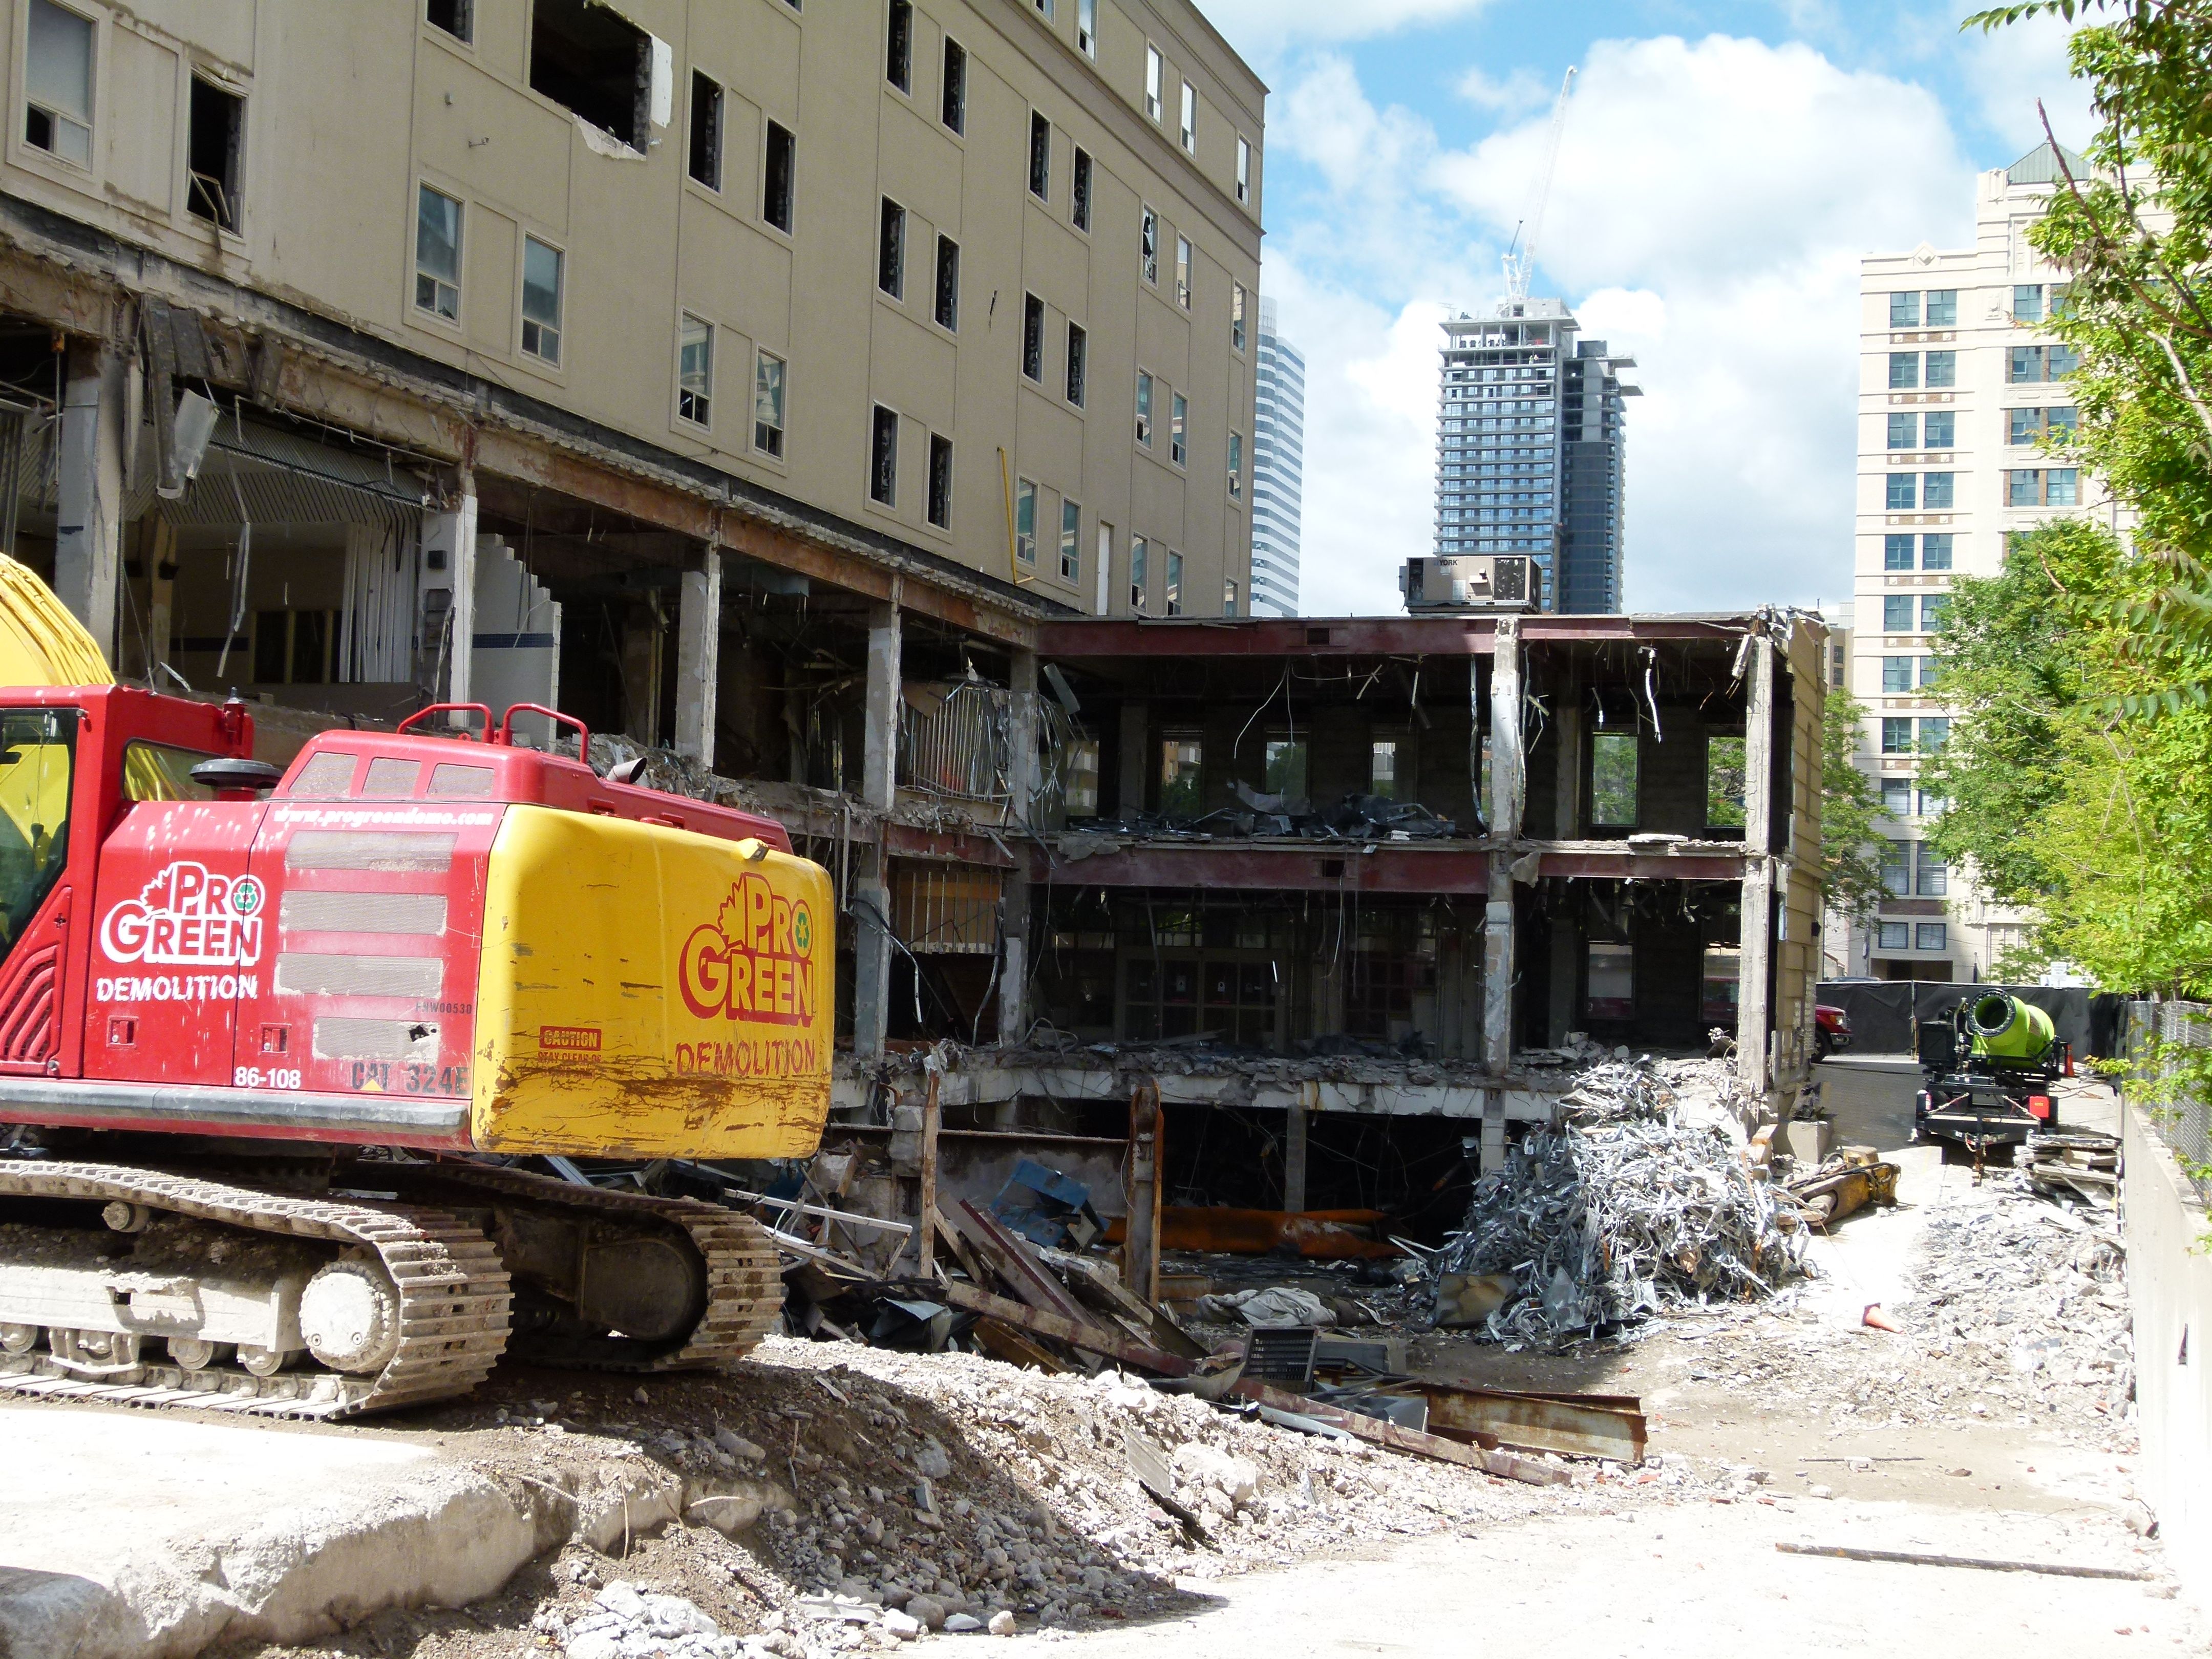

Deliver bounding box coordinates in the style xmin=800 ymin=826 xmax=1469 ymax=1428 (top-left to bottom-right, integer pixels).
xmin=763 ymin=122 xmax=795 ymax=232
xmin=427 ymin=0 xmax=473 ymax=43
xmin=1028 ymin=111 xmax=1051 ymax=200
xmin=186 ymin=77 xmax=245 ymax=233
xmin=887 ymin=0 xmax=912 ymax=93
xmin=870 ymin=405 xmax=899 ymax=505
xmin=879 ymin=199 xmax=906 ymax=298
xmin=529 ymin=0 xmax=650 ymax=152
xmin=1066 ymin=323 xmax=1087 ymax=407
xmin=1072 ymin=148 xmax=1092 ymax=230
xmin=934 ymin=235 xmax=960 ymax=331
xmin=1022 ymin=294 xmax=1045 ymax=381
xmin=942 ymin=38 xmax=967 ymax=133
xmin=927 ymin=433 xmax=953 ymax=528
xmin=688 ymin=71 xmax=722 ymax=190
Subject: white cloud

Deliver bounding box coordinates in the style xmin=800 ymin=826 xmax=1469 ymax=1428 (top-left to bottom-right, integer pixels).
xmin=1456 ymin=65 xmax=1553 ymax=118
xmin=1202 ymin=0 xmax=1495 ymax=66
xmin=1958 ymin=9 xmax=2097 ymax=155
xmin=1264 ymin=35 xmax=1978 ymax=617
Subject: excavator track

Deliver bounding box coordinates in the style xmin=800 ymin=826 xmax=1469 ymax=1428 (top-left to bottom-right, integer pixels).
xmin=0 ymin=1160 xmax=511 ymax=1419
xmin=374 ymin=1161 xmax=784 ymax=1373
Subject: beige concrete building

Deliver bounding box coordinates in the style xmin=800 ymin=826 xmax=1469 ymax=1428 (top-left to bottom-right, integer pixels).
xmin=1848 ymin=142 xmax=2122 ymax=983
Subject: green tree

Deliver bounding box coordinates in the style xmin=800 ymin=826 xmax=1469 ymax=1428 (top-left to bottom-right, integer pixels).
xmin=1820 ymin=687 xmax=1888 ymax=926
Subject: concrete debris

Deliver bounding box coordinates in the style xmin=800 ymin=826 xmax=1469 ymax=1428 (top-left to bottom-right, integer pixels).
xmin=1432 ymin=1056 xmax=1806 ymax=1347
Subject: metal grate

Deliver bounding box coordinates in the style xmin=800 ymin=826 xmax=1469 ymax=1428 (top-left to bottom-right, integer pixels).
xmin=2129 ymin=1000 xmax=2212 ymax=1203
xmin=1243 ymin=1326 xmax=1320 ymax=1387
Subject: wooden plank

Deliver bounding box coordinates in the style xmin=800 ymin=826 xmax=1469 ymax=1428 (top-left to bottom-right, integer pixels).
xmin=937 ymin=1279 xmax=1195 ymax=1376
xmin=1774 ymin=1543 xmax=2153 ymax=1582
xmin=930 ymin=1204 xmax=989 ymax=1287
xmin=1228 ymin=1378 xmax=1570 ymax=1486
xmin=1124 ymin=1081 xmax=1163 ymax=1304
xmin=968 ymin=1315 xmax=1071 ymax=1374
xmin=955 ymin=1200 xmax=1095 ymax=1327
xmin=1046 ymin=1246 xmax=1206 ymax=1362
xmin=917 ymin=1073 xmax=942 ymax=1277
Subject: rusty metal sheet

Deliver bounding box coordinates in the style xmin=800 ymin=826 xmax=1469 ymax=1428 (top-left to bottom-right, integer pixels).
xmin=1102 ymin=1206 xmax=1398 ymax=1260
xmin=1385 ymin=1380 xmax=1648 ymax=1464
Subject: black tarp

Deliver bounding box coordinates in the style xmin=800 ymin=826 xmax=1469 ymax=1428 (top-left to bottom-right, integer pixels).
xmin=1817 ymin=981 xmax=2096 ymax=1057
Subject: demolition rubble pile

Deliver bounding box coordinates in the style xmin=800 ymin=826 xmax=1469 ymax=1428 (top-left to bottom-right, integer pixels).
xmin=1434 ymin=1057 xmax=1807 ymax=1348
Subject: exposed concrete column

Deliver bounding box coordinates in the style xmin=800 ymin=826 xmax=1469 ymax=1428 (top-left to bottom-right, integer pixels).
xmin=1482 ymin=617 xmax=1524 ymax=1072
xmin=674 ymin=546 xmax=721 ymax=765
xmin=450 ymin=474 xmax=479 ymax=708
xmin=1000 ymin=646 xmax=1039 ymax=1043
xmin=1479 ymin=1088 xmax=1508 ymax=1175
xmin=1738 ymin=629 xmax=1777 ymax=1099
xmin=143 ymin=515 xmax=179 ymax=688
xmin=852 ymin=599 xmax=902 ymax=1058
xmin=1117 ymin=700 xmax=1149 ymax=814
xmin=1283 ymin=1093 xmax=1310 ymax=1212
xmin=54 ymin=343 xmax=128 ymax=659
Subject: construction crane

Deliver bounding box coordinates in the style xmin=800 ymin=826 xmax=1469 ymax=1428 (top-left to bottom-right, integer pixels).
xmin=1501 ymin=66 xmax=1577 ymax=305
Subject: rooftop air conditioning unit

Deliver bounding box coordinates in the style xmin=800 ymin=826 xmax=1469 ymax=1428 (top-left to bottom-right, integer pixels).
xmin=1400 ymin=555 xmax=1537 ymax=613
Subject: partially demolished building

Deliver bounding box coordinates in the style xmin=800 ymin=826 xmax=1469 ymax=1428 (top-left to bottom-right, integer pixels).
xmin=0 ymin=0 xmax=1825 ymax=1246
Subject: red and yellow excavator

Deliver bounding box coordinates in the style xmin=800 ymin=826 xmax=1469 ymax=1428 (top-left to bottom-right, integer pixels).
xmin=0 ymin=557 xmax=833 ymax=1417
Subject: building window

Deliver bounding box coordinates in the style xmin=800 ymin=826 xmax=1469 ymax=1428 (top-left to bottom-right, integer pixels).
xmin=1706 ymin=735 xmax=1747 ymax=828
xmin=414 ymin=184 xmax=463 ymax=321
xmin=1236 ymin=136 xmax=1251 ymax=204
xmin=1032 ymin=0 xmax=1053 ymax=17
xmin=763 ymin=122 xmax=796 ymax=232
xmin=1882 ymin=776 xmax=1912 ymax=817
xmin=879 ymin=198 xmax=905 ymax=298
xmin=1887 ymin=412 xmax=1916 ymax=449
xmin=1165 ymin=550 xmax=1183 ymax=615
xmin=1918 ymin=714 xmax=1950 ymax=751
xmin=1925 ymin=289 xmax=1957 ymax=326
xmin=2009 ymin=408 xmax=2038 ymax=444
xmin=1232 ymin=283 xmax=1247 ymax=352
xmin=927 ymin=433 xmax=952 ymax=528
xmin=1136 ymin=371 xmax=1153 ymax=446
xmin=886 ymin=0 xmax=912 ymax=93
xmin=1263 ymin=738 xmax=1307 ymax=800
xmin=1916 ymin=846 xmax=1948 ymax=898
xmin=520 ymin=237 xmax=563 ymax=364
xmin=1887 ymin=352 xmax=1919 ymax=390
xmin=1885 ymin=473 xmax=1916 ymax=510
xmin=1916 ymin=922 xmax=1948 ymax=951
xmin=1591 ymin=731 xmax=1637 ymax=827
xmin=1883 ymin=533 xmax=1915 ymax=571
xmin=1223 ymin=578 xmax=1238 ymax=616
xmin=1022 ymin=294 xmax=1045 ymax=380
xmin=1077 ymin=0 xmax=1096 ymax=56
xmin=1131 ymin=537 xmax=1148 ymax=612
xmin=688 ymin=72 xmax=724 ymax=190
xmin=1014 ymin=478 xmax=1036 ymax=563
xmin=1370 ymin=740 xmax=1398 ymax=798
xmin=1923 ymin=410 xmax=1955 ymax=446
xmin=1228 ymin=431 xmax=1243 ymax=499
xmin=1029 ymin=111 xmax=1051 ymax=201
xmin=1918 ymin=655 xmax=1941 ymax=689
xmin=1924 ymin=350 xmax=1956 ymax=388
xmin=1060 ymin=498 xmax=1081 ymax=582
xmin=1145 ymin=44 xmax=1162 ymax=122
xmin=1921 ymin=533 xmax=1953 ymax=570
xmin=1170 ymin=392 xmax=1187 ymax=465
xmin=2014 ymin=283 xmax=2044 ymax=323
xmin=1159 ymin=734 xmax=1201 ymax=813
xmin=1882 ymin=655 xmax=1913 ymax=693
xmin=1141 ymin=207 xmax=1158 ymax=284
xmin=24 ymin=0 xmax=94 ymax=168
xmin=1920 ymin=595 xmax=1950 ymax=632
xmin=1878 ymin=920 xmax=1910 ymax=950
xmin=753 ymin=350 xmax=785 ymax=457
xmin=1881 ymin=718 xmax=1912 ymax=755
xmin=934 ymin=235 xmax=960 ymax=331
xmin=2008 ymin=468 xmax=2038 ymax=507
xmin=1922 ymin=472 xmax=1954 ymax=508
xmin=1881 ymin=840 xmax=1911 ymax=898
xmin=1882 ymin=594 xmax=1913 ymax=631
xmin=186 ymin=77 xmax=245 ymax=232
xmin=427 ymin=0 xmax=474 ymax=44
xmin=870 ymin=406 xmax=899 ymax=505
xmin=1072 ymin=148 xmax=1092 ymax=230
xmin=678 ymin=314 xmax=713 ymax=426
xmin=1066 ymin=322 xmax=1087 ymax=406
xmin=1180 ymin=80 xmax=1196 ymax=152
xmin=1587 ymin=942 xmax=1634 ymax=1021
xmin=530 ymin=0 xmax=652 ymax=150
xmin=1888 ymin=292 xmax=1919 ymax=328
xmin=1175 ymin=236 xmax=1193 ymax=307
xmin=2047 ymin=467 xmax=2080 ymax=506
xmin=942 ymin=38 xmax=966 ymax=133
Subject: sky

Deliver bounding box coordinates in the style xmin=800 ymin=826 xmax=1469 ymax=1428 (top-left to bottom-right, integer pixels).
xmin=1197 ymin=0 xmax=2099 ymax=615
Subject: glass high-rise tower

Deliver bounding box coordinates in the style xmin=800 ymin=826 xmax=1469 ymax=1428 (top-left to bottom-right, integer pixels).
xmin=1250 ymin=297 xmax=1305 ymax=617
xmin=1433 ymin=299 xmax=1636 ymax=612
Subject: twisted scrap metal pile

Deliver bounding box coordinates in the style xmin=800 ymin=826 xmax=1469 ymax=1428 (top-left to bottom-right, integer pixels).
xmin=1434 ymin=1057 xmax=1810 ymax=1349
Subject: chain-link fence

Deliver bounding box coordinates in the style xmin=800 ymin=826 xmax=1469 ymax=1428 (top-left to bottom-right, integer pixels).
xmin=2126 ymin=999 xmax=2212 ymax=1204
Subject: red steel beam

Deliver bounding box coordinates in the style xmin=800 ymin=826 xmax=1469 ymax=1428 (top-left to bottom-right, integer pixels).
xmin=1534 ymin=849 xmax=1749 ymax=880
xmin=1029 ymin=841 xmax=1494 ymax=892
